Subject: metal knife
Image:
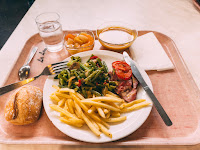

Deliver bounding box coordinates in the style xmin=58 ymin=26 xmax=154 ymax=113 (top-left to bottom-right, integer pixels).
xmin=123 ymin=51 xmax=172 ymax=126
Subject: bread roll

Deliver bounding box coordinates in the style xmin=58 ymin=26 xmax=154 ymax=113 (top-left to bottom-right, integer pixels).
xmin=4 ymin=85 xmax=43 ymax=125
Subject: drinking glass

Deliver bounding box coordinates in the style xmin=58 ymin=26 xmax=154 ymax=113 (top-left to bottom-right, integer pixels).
xmin=35 ymin=12 xmax=64 ymax=52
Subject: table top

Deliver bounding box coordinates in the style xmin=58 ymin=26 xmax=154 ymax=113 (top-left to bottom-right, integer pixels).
xmin=1 ymin=0 xmax=200 ymax=149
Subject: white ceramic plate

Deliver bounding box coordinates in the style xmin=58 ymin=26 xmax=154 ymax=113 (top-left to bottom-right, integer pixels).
xmin=43 ymin=50 xmax=153 ymax=143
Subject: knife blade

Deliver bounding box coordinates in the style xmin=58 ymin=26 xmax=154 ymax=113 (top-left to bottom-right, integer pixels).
xmin=123 ymin=51 xmax=172 ymax=126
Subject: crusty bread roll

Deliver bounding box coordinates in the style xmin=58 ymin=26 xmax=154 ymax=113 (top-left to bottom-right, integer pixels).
xmin=4 ymin=85 xmax=43 ymax=125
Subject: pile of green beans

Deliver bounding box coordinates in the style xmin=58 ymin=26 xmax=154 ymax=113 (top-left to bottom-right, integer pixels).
xmin=54 ymin=55 xmax=117 ymax=98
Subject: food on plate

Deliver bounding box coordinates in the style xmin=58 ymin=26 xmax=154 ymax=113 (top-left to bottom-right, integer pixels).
xmin=109 ymin=61 xmax=138 ymax=102
xmin=55 ymin=55 xmax=138 ymax=102
xmin=49 ymin=55 xmax=151 ymax=138
xmin=49 ymin=85 xmax=151 ymax=138
xmin=4 ymin=85 xmax=43 ymax=125
xmin=112 ymin=61 xmax=132 ymax=80
xmin=65 ymin=32 xmax=94 ymax=49
xmin=54 ymin=55 xmax=112 ymax=98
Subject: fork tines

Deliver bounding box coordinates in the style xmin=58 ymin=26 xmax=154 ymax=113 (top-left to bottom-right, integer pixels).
xmin=48 ymin=61 xmax=68 ymax=74
xmin=51 ymin=61 xmax=68 ymax=66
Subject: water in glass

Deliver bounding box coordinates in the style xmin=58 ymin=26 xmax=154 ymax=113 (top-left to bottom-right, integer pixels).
xmin=38 ymin=21 xmax=64 ymax=52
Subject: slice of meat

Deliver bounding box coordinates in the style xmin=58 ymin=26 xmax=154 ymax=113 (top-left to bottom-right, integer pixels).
xmin=115 ymin=76 xmax=138 ymax=102
xmin=122 ymin=88 xmax=137 ymax=102
xmin=108 ymin=71 xmax=118 ymax=81
xmin=116 ymin=79 xmax=137 ymax=102
xmin=109 ymin=70 xmax=138 ymax=102
xmin=116 ymin=79 xmax=132 ymax=94
xmin=132 ymin=76 xmax=138 ymax=89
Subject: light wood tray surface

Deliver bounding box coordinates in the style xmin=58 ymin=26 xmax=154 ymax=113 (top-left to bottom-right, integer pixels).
xmin=0 ymin=31 xmax=200 ymax=146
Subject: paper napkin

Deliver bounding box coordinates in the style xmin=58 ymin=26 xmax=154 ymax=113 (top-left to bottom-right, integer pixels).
xmin=129 ymin=32 xmax=174 ymax=71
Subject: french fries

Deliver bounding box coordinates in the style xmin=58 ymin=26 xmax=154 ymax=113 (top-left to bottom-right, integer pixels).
xmin=82 ymin=112 xmax=101 ymax=136
xmin=88 ymin=106 xmax=96 ymax=114
xmin=67 ymin=99 xmax=75 ymax=114
xmin=103 ymin=116 xmax=127 ymax=123
xmin=111 ymin=111 xmax=120 ymax=117
xmin=96 ymin=122 xmax=112 ymax=138
xmin=105 ymin=94 xmax=124 ymax=102
xmin=49 ymin=85 xmax=151 ymax=138
xmin=55 ymin=92 xmax=71 ymax=99
xmin=59 ymin=87 xmax=75 ymax=93
xmin=105 ymin=111 xmax=110 ymax=118
xmin=81 ymin=100 xmax=120 ymax=111
xmin=64 ymin=101 xmax=69 ymax=111
xmin=75 ymin=92 xmax=85 ymax=100
xmin=49 ymin=104 xmax=77 ymax=119
xmin=103 ymin=108 xmax=109 ymax=114
xmin=119 ymin=99 xmax=146 ymax=109
xmin=52 ymin=84 xmax=60 ymax=90
xmin=121 ymin=102 xmax=152 ymax=112
xmin=107 ymin=91 xmax=120 ymax=98
xmin=60 ymin=117 xmax=84 ymax=128
xmin=96 ymin=107 xmax=106 ymax=118
xmin=58 ymin=99 xmax=65 ymax=107
xmin=50 ymin=94 xmax=60 ymax=102
xmin=83 ymin=97 xmax=123 ymax=103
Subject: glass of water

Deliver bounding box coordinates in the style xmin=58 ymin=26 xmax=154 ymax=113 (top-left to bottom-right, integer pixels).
xmin=35 ymin=12 xmax=64 ymax=52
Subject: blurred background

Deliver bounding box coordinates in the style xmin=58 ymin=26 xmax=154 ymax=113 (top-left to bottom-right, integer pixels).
xmin=0 ymin=0 xmax=34 ymax=49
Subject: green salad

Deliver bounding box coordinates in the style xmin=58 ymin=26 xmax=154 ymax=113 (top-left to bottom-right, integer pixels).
xmin=54 ymin=55 xmax=117 ymax=98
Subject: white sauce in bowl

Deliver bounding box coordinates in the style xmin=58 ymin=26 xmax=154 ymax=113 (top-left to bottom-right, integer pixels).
xmin=99 ymin=30 xmax=134 ymax=44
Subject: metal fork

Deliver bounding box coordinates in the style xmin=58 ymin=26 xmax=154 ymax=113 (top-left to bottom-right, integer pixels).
xmin=0 ymin=61 xmax=68 ymax=96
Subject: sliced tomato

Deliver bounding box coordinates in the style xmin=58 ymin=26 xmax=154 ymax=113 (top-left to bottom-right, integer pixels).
xmin=115 ymin=69 xmax=132 ymax=80
xmin=112 ymin=61 xmax=132 ymax=80
xmin=112 ymin=61 xmax=131 ymax=71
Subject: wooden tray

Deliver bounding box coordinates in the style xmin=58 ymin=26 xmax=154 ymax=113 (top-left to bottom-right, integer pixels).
xmin=0 ymin=31 xmax=200 ymax=146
